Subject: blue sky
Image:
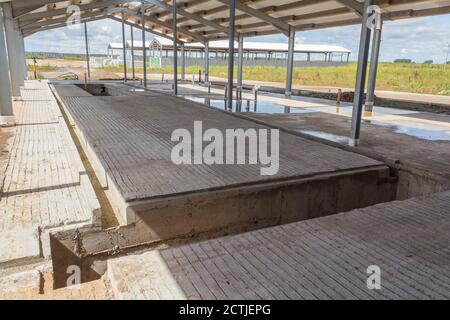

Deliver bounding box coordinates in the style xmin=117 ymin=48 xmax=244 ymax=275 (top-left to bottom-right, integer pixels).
xmin=25 ymin=14 xmax=450 ymax=63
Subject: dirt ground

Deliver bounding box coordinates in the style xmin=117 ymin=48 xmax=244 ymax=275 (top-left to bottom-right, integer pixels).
xmin=27 ymin=58 xmax=122 ymax=81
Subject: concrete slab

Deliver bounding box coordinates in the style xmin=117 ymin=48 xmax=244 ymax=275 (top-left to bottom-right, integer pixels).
xmin=0 ymin=269 xmax=42 ymax=299
xmin=107 ymin=191 xmax=450 ymax=300
xmin=52 ymin=85 xmax=396 ymax=243
xmin=0 ymin=81 xmax=101 ymax=267
xmin=0 ymin=226 xmax=41 ymax=267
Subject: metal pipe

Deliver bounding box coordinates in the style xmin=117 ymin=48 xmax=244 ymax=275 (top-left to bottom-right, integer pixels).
xmin=349 ymin=0 xmax=374 ymax=147
xmin=121 ymin=11 xmax=127 ymax=82
xmin=130 ymin=25 xmax=135 ymax=79
xmin=172 ymin=0 xmax=178 ymax=95
xmin=285 ymin=26 xmax=295 ymax=96
xmin=237 ymin=33 xmax=244 ymax=88
xmin=141 ymin=1 xmax=147 ymax=88
xmin=365 ymin=16 xmax=383 ymax=113
xmin=181 ymin=42 xmax=185 ymax=80
xmin=84 ymin=22 xmax=91 ymax=80
xmin=226 ymin=0 xmax=236 ymax=111
xmin=204 ymin=40 xmax=209 ymax=83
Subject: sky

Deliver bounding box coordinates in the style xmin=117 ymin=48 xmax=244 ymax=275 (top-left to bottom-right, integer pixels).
xmin=25 ymin=13 xmax=450 ymax=64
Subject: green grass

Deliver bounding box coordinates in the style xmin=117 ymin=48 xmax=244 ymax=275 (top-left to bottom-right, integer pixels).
xmin=95 ymin=62 xmax=450 ymax=96
xmin=27 ymin=64 xmax=58 ymax=72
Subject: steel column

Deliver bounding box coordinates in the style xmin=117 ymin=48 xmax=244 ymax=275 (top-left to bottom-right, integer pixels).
xmin=204 ymin=40 xmax=209 ymax=83
xmin=0 ymin=8 xmax=14 ymax=125
xmin=181 ymin=42 xmax=185 ymax=80
xmin=141 ymin=1 xmax=147 ymax=88
xmin=173 ymin=0 xmax=178 ymax=95
xmin=121 ymin=11 xmax=127 ymax=82
xmin=130 ymin=25 xmax=135 ymax=79
xmin=285 ymin=25 xmax=295 ymax=96
xmin=226 ymin=0 xmax=236 ymax=111
xmin=3 ymin=3 xmax=24 ymax=97
xmin=84 ymin=22 xmax=91 ymax=79
xmin=365 ymin=16 xmax=383 ymax=113
xmin=237 ymin=33 xmax=244 ymax=88
xmin=349 ymin=0 xmax=374 ymax=147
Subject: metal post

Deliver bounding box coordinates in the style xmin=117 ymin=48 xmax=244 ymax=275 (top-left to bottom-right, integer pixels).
xmin=365 ymin=16 xmax=383 ymax=113
xmin=141 ymin=1 xmax=147 ymax=88
xmin=237 ymin=33 xmax=244 ymax=88
xmin=131 ymin=25 xmax=135 ymax=79
xmin=3 ymin=2 xmax=23 ymax=98
xmin=226 ymin=0 xmax=236 ymax=111
xmin=173 ymin=0 xmax=178 ymax=95
xmin=121 ymin=11 xmax=127 ymax=82
xmin=285 ymin=25 xmax=295 ymax=96
xmin=204 ymin=40 xmax=209 ymax=83
xmin=181 ymin=42 xmax=185 ymax=80
xmin=0 ymin=8 xmax=14 ymax=125
xmin=84 ymin=22 xmax=91 ymax=80
xmin=349 ymin=0 xmax=374 ymax=147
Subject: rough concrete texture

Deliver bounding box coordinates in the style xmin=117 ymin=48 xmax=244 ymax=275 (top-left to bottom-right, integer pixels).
xmin=0 ymin=270 xmax=42 ymax=299
xmin=107 ymin=191 xmax=450 ymax=300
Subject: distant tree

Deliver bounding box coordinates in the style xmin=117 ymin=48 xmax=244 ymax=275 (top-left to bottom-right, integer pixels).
xmin=447 ymin=61 xmax=450 ymax=65
xmin=394 ymin=58 xmax=413 ymax=64
xmin=423 ymin=60 xmax=433 ymax=64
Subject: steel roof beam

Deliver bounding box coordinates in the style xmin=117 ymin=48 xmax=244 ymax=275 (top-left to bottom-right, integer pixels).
xmin=334 ymin=0 xmax=363 ymax=16
xmin=142 ymin=0 xmax=228 ymax=35
xmin=23 ymin=14 xmax=108 ymax=37
xmin=215 ymin=0 xmax=290 ymax=36
xmin=109 ymin=7 xmax=205 ymax=42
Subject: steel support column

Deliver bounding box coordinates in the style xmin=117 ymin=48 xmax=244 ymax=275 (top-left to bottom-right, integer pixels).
xmin=181 ymin=42 xmax=185 ymax=80
xmin=3 ymin=3 xmax=24 ymax=97
xmin=365 ymin=15 xmax=383 ymax=113
xmin=130 ymin=25 xmax=135 ymax=79
xmin=349 ymin=0 xmax=374 ymax=147
xmin=237 ymin=33 xmax=244 ymax=88
xmin=285 ymin=25 xmax=295 ymax=96
xmin=121 ymin=11 xmax=127 ymax=82
xmin=0 ymin=8 xmax=14 ymax=125
xmin=141 ymin=1 xmax=147 ymax=88
xmin=226 ymin=0 xmax=236 ymax=111
xmin=173 ymin=0 xmax=178 ymax=95
xmin=84 ymin=22 xmax=91 ymax=79
xmin=204 ymin=40 xmax=209 ymax=83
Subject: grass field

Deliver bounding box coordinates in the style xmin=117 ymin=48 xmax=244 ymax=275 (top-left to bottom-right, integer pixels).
xmin=69 ymin=61 xmax=450 ymax=96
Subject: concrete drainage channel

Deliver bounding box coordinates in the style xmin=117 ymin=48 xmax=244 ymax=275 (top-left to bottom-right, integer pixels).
xmin=48 ymin=82 xmax=449 ymax=289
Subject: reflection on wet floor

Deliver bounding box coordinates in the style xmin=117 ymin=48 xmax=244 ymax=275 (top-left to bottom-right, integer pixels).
xmin=298 ymin=130 xmax=350 ymax=144
xmin=142 ymin=83 xmax=450 ymax=143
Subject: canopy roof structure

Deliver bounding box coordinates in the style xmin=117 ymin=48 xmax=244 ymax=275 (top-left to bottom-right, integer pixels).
xmin=6 ymin=0 xmax=450 ymax=41
xmin=109 ymin=37 xmax=352 ymax=54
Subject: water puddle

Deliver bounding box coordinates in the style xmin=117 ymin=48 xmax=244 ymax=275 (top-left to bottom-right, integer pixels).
xmin=372 ymin=120 xmax=450 ymax=141
xmin=298 ymin=130 xmax=349 ymax=144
